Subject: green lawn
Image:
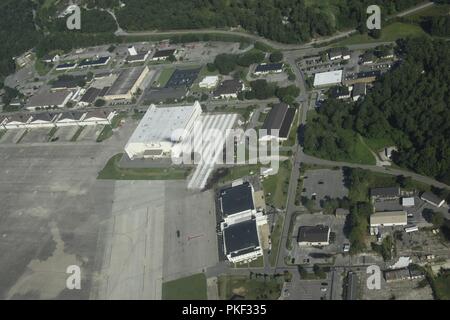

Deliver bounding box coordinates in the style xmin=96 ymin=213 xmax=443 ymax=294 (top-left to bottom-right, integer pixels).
xmin=234 ymin=256 xmax=264 ymax=269
xmin=335 ymin=22 xmax=428 ymax=46
xmin=362 ymin=136 xmax=395 ymax=153
xmin=213 ymin=164 xmax=262 ymax=185
xmin=97 ymin=154 xmax=191 ymax=180
xmin=218 ymin=275 xmax=283 ymax=300
xmin=35 ymin=59 xmax=52 ymax=76
xmin=162 ymin=273 xmax=207 ymax=300
xmin=155 ymin=67 xmax=175 ymax=87
xmin=269 ymin=214 xmax=284 ymax=267
xmin=433 ymin=271 xmax=450 ymax=300
xmin=262 ymin=159 xmax=291 ymax=209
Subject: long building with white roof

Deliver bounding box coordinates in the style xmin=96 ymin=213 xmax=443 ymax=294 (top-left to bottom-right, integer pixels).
xmin=313 ymin=70 xmax=343 ymax=87
xmin=124 ymin=101 xmax=202 ymax=159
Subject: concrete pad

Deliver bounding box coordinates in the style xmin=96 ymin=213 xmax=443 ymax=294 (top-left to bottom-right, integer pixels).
xmin=96 ymin=181 xmax=166 ymax=300
xmin=162 ymin=184 xmax=218 ymax=282
xmin=20 ymin=128 xmax=52 ymax=143
xmin=53 ymin=126 xmax=80 ymax=142
xmin=0 ymin=129 xmax=27 ymax=144
xmin=77 ymin=125 xmax=103 ymax=142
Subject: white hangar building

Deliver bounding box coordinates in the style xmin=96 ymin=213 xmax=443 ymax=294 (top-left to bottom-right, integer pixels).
xmin=124 ymin=101 xmax=202 ymax=159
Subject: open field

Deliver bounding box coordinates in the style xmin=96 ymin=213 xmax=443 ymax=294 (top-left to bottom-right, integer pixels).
xmin=162 ymin=273 xmax=207 ymax=300
xmin=262 ymin=159 xmax=292 ymax=209
xmin=218 ymin=275 xmax=283 ymax=300
xmin=335 ymin=22 xmax=428 ymax=46
xmin=98 ymin=153 xmax=191 ymax=180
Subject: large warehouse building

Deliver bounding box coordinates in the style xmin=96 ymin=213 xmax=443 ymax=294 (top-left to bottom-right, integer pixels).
xmin=124 ymin=101 xmax=202 ymax=159
xmin=313 ymin=70 xmax=343 ymax=87
xmin=104 ymin=66 xmax=149 ymax=100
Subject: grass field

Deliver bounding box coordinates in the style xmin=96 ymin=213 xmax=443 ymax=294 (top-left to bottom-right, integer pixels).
xmin=155 ymin=67 xmax=175 ymax=87
xmin=97 ymin=153 xmax=191 ymax=180
xmin=335 ymin=22 xmax=428 ymax=46
xmin=269 ymin=214 xmax=284 ymax=267
xmin=162 ymin=273 xmax=207 ymax=300
xmin=234 ymin=256 xmax=264 ymax=269
xmin=218 ymin=275 xmax=283 ymax=300
xmin=362 ymin=136 xmax=395 ymax=153
xmin=35 ymin=59 xmax=52 ymax=76
xmin=262 ymin=159 xmax=291 ymax=209
xmin=432 ymin=270 xmax=450 ymax=300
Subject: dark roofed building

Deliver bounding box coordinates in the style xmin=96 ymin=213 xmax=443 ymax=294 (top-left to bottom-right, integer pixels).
xmin=152 ymin=49 xmax=176 ymax=60
xmin=370 ymin=187 xmax=400 ymax=200
xmin=297 ymin=225 xmax=330 ymax=246
xmin=80 ymin=87 xmax=101 ymax=104
xmin=352 ymin=83 xmax=366 ymax=101
xmin=51 ymin=76 xmax=86 ymax=90
xmin=254 ymin=63 xmax=283 ymax=75
xmin=223 ymin=219 xmax=262 ymax=262
xmin=219 ymin=182 xmax=255 ymax=217
xmin=330 ymin=86 xmax=350 ymax=99
xmin=78 ymin=56 xmax=110 ymax=68
xmin=421 ymin=192 xmax=445 ymax=207
xmin=213 ymin=79 xmax=243 ymax=99
xmin=260 ymin=103 xmax=296 ymax=141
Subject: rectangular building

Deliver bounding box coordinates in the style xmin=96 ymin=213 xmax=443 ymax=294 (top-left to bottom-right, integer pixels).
xmin=313 ymin=70 xmax=343 ymax=87
xmin=223 ymin=219 xmax=263 ymax=264
xmin=104 ymin=66 xmax=149 ymax=100
xmin=370 ymin=211 xmax=407 ymax=227
xmin=213 ymin=79 xmax=243 ymax=99
xmin=254 ymin=63 xmax=283 ymax=75
xmin=370 ymin=187 xmax=400 ymax=200
xmin=81 ymin=110 xmax=116 ymax=126
xmin=25 ymin=90 xmax=73 ymax=111
xmin=199 ymin=76 xmax=219 ymax=89
xmin=219 ymin=182 xmax=255 ymax=219
xmin=124 ymin=101 xmax=202 ymax=160
xmin=259 ymin=103 xmax=296 ymax=141
xmin=28 ymin=113 xmax=58 ymax=128
xmin=151 ymin=49 xmax=176 ymax=61
xmin=297 ymin=225 xmax=331 ymax=246
xmin=421 ymin=192 xmax=445 ymax=208
xmin=56 ymin=111 xmax=86 ymax=127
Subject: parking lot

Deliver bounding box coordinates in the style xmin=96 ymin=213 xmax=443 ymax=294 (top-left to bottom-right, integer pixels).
xmin=0 ymin=129 xmax=27 ymax=144
xmin=52 ymin=126 xmax=80 ymax=142
xmin=180 ymin=42 xmax=242 ymax=64
xmin=20 ymin=128 xmax=52 ymax=143
xmin=291 ymin=213 xmax=349 ymax=265
xmin=302 ymin=168 xmax=349 ymax=205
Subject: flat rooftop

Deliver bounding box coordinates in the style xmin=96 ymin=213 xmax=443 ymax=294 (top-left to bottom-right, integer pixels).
xmin=219 ymin=182 xmax=255 ymax=216
xmin=126 ymin=103 xmax=200 ymax=145
xmin=297 ymin=225 xmax=330 ymax=243
xmin=223 ymin=219 xmax=260 ymax=256
xmin=313 ymin=70 xmax=343 ymax=87
xmin=26 ymin=90 xmax=72 ymax=108
xmin=107 ymin=66 xmax=147 ymax=96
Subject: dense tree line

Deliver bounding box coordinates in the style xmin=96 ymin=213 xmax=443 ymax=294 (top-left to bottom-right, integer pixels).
xmin=304 ymin=38 xmax=450 ymax=184
xmin=115 ymin=0 xmax=425 ymax=44
xmin=0 ymin=0 xmax=41 ymax=88
xmin=422 ymin=16 xmax=450 ymax=37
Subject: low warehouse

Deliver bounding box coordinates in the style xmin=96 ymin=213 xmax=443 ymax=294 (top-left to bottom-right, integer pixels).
xmin=259 ymin=103 xmax=296 ymax=141
xmin=25 ymin=90 xmax=73 ymax=111
xmin=104 ymin=66 xmax=149 ymax=101
xmin=370 ymin=211 xmax=407 ymax=227
xmin=297 ymin=225 xmax=331 ymax=246
xmin=313 ymin=70 xmax=343 ymax=87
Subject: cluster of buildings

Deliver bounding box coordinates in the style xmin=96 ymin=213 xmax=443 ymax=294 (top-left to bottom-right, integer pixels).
xmin=0 ymin=110 xmax=116 ymax=130
xmin=369 ymin=186 xmax=446 ymax=237
xmin=218 ymin=181 xmax=269 ymax=263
